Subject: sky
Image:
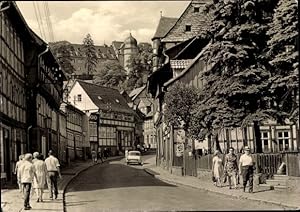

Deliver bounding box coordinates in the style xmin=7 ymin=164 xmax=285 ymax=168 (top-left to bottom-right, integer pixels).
xmin=16 ymin=1 xmax=190 ymax=46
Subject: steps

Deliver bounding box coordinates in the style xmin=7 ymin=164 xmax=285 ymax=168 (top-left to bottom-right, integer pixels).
xmin=265 ymin=179 xmax=287 ymax=186
xmin=259 ymin=174 xmax=290 ymax=191
xmin=273 ymin=174 xmax=290 ymax=180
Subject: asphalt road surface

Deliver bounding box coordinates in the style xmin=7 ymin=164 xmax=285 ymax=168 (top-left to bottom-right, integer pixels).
xmin=65 ymin=154 xmax=286 ymax=211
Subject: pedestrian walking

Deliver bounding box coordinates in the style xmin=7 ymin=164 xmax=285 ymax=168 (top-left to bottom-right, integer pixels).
xmin=239 ymin=146 xmax=254 ymax=193
xmin=45 ymin=150 xmax=62 ymax=200
xmin=18 ymin=153 xmax=38 ymax=210
xmin=31 ymin=152 xmax=39 ymax=197
xmin=98 ymin=147 xmax=104 ymax=163
xmin=32 ymin=152 xmax=39 ymax=164
xmin=125 ymin=149 xmax=129 ymax=163
xmin=212 ymin=150 xmax=223 ymax=187
xmin=33 ymin=154 xmax=48 ymax=202
xmin=15 ymin=154 xmax=25 ymax=193
xmin=224 ymin=147 xmax=238 ymax=189
xmin=91 ymin=149 xmax=98 ymax=163
xmin=104 ymin=148 xmax=108 ymax=159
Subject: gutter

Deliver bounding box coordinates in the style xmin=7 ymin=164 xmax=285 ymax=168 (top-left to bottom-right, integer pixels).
xmin=0 ymin=1 xmax=10 ymax=13
xmin=37 ymin=46 xmax=49 ymax=87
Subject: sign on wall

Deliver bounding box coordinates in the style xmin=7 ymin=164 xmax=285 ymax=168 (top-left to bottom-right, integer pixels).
xmin=89 ymin=114 xmax=98 ymax=121
xmin=174 ymin=129 xmax=185 ymax=143
xmin=175 ymin=143 xmax=184 ymax=157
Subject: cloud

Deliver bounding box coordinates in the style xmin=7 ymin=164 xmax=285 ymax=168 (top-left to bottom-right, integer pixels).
xmin=17 ymin=1 xmax=190 ymax=45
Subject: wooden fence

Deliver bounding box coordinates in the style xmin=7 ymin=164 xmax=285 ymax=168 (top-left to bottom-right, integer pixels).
xmin=193 ymin=152 xmax=300 ymax=177
xmin=286 ymin=153 xmax=300 ymax=177
xmin=173 ymin=155 xmax=183 ymax=167
xmin=254 ymin=153 xmax=282 ymax=176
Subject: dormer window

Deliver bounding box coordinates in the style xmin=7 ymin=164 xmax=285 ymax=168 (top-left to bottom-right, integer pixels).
xmin=185 ymin=25 xmax=191 ymax=32
xmin=194 ymin=7 xmax=199 ymax=13
xmin=146 ymin=106 xmax=151 ymax=114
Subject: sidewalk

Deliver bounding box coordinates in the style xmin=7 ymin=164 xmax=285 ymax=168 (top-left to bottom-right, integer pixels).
xmin=143 ymin=156 xmax=300 ymax=210
xmin=1 ymin=156 xmax=123 ymax=212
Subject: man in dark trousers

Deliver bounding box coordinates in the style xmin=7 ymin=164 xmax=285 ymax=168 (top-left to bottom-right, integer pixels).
xmin=98 ymin=147 xmax=104 ymax=163
xmin=239 ymin=146 xmax=254 ymax=193
xmin=45 ymin=150 xmax=62 ymax=200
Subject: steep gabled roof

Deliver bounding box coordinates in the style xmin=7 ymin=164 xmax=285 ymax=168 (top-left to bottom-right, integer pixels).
xmin=161 ymin=0 xmax=211 ymax=43
xmin=77 ymin=80 xmax=134 ymax=114
xmin=129 ymin=86 xmax=146 ymax=100
xmin=152 ymin=16 xmax=178 ymax=40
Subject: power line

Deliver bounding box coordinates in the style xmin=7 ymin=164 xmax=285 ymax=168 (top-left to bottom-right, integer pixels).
xmin=43 ymin=1 xmax=53 ymax=41
xmin=33 ymin=1 xmax=44 ymax=40
xmin=36 ymin=1 xmax=47 ymax=41
xmin=45 ymin=1 xmax=55 ymax=41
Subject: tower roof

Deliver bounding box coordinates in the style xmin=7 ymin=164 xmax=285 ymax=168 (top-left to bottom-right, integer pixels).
xmin=124 ymin=33 xmax=137 ymax=47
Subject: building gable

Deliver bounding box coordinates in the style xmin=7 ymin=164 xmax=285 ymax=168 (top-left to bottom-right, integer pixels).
xmin=67 ymin=81 xmax=98 ymax=113
xmin=162 ymin=0 xmax=210 ymax=43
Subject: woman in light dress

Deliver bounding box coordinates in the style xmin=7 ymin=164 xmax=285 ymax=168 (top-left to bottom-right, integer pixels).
xmin=212 ymin=150 xmax=224 ymax=187
xmin=15 ymin=154 xmax=25 ymax=193
xmin=33 ymin=154 xmax=48 ymax=202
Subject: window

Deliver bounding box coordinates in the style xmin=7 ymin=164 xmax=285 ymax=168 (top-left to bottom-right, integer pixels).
xmin=194 ymin=7 xmax=199 ymax=12
xmin=185 ymin=25 xmax=191 ymax=32
xmin=77 ymin=94 xmax=82 ymax=101
xmin=146 ymin=106 xmax=151 ymax=114
xmin=261 ymin=131 xmax=269 ymax=152
xmin=277 ymin=130 xmax=290 ymax=151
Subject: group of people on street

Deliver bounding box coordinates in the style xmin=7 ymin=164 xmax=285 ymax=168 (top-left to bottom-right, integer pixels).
xmin=212 ymin=146 xmax=254 ymax=193
xmin=15 ymin=150 xmax=62 ymax=210
xmin=91 ymin=147 xmax=110 ymax=164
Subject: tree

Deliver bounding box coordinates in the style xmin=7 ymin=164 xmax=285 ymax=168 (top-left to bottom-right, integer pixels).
xmin=164 ymin=82 xmax=199 ymax=133
xmin=93 ymin=60 xmax=127 ymax=90
xmin=266 ymin=0 xmax=299 ymax=123
xmin=190 ymin=0 xmax=279 ymax=153
xmin=82 ymin=33 xmax=98 ymax=75
xmin=49 ymin=41 xmax=76 ymax=75
xmin=124 ymin=43 xmax=153 ymax=92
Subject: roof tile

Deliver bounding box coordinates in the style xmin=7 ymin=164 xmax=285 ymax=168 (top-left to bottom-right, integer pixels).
xmin=77 ymin=80 xmax=134 ymax=114
xmin=152 ymin=16 xmax=178 ymax=39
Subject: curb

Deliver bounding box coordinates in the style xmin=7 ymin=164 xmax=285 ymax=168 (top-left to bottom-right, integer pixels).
xmin=62 ymin=156 xmax=123 ymax=212
xmin=144 ymin=169 xmax=299 ymax=210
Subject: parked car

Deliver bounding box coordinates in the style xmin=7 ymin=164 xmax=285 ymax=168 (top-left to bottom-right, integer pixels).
xmin=126 ymin=151 xmax=142 ymax=165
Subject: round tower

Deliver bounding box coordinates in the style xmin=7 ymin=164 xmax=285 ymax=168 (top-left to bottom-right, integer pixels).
xmin=123 ymin=33 xmax=138 ymax=74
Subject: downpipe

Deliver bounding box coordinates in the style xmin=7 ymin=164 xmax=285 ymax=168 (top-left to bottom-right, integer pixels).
xmin=37 ymin=46 xmax=49 ymax=87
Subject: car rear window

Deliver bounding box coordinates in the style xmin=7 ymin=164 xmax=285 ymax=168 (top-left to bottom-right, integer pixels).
xmin=129 ymin=152 xmax=140 ymax=156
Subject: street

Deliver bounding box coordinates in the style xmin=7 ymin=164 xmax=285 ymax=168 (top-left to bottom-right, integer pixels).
xmin=65 ymin=154 xmax=285 ymax=211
